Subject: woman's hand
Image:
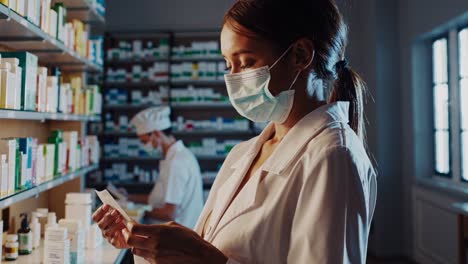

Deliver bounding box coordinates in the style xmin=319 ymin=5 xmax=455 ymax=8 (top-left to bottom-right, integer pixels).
xmin=123 ymin=221 xmax=228 ymax=264
xmin=92 ymin=204 xmax=131 ymax=249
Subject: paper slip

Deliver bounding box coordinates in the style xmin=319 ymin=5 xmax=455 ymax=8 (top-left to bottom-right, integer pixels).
xmin=95 ymin=189 xmax=132 ymax=222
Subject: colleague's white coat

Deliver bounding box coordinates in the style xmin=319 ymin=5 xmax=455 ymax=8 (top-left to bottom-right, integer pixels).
xmin=148 ymin=140 xmax=204 ymax=229
xmin=195 ymin=102 xmax=377 ymax=264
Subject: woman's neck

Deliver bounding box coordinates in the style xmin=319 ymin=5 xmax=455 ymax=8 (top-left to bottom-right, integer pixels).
xmin=271 ymin=79 xmax=326 ymax=142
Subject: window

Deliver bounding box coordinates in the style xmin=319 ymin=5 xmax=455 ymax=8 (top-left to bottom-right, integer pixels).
xmin=433 ymin=38 xmax=450 ymax=175
xmin=431 ymin=27 xmax=468 ymax=181
xmin=460 ymin=28 xmax=468 ymax=180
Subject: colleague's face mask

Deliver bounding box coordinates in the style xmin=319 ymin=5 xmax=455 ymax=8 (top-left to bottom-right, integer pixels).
xmin=143 ymin=133 xmax=155 ymax=154
xmin=224 ymin=44 xmax=312 ymax=123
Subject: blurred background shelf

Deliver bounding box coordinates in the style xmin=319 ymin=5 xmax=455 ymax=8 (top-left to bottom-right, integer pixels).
xmin=104 ymin=81 xmax=169 ymax=88
xmin=170 ymin=80 xmax=225 ymax=86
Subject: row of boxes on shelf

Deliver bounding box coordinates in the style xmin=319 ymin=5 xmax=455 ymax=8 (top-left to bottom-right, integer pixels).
xmin=0 ymin=1 xmax=103 ymax=65
xmin=107 ymin=39 xmax=170 ymax=61
xmin=105 ymin=86 xmax=229 ymax=106
xmin=0 ymin=131 xmax=99 ymax=198
xmin=171 ymin=86 xmax=229 ymax=104
xmin=105 ymin=112 xmax=249 ymax=133
xmin=106 ymin=85 xmax=230 ymax=106
xmin=90 ymin=163 xmax=218 ymax=187
xmin=0 ymin=52 xmax=102 ymax=114
xmin=172 ymin=41 xmax=221 ymax=59
xmin=187 ymin=138 xmax=241 ymax=157
xmin=103 ymin=138 xmax=162 ymax=158
xmin=171 ymin=62 xmax=225 ymax=81
xmin=105 ymin=87 xmax=169 ymax=106
xmin=1 ymin=192 xmax=102 ymax=263
xmin=106 ymin=63 xmax=170 ymax=83
xmin=174 ymin=116 xmax=250 ymax=132
xmin=102 ymin=164 xmax=159 ymax=183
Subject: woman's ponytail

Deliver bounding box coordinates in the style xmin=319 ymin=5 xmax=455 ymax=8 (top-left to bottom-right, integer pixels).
xmin=329 ymin=60 xmax=367 ymax=142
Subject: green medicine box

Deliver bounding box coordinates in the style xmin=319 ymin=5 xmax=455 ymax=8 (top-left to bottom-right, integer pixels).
xmin=0 ymin=52 xmax=38 ymax=111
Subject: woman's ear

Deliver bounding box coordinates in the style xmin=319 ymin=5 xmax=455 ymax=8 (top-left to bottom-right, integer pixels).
xmin=293 ymin=38 xmax=315 ymax=71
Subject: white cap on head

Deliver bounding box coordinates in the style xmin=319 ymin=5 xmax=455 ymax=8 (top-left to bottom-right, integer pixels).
xmin=130 ymin=106 xmax=171 ymax=135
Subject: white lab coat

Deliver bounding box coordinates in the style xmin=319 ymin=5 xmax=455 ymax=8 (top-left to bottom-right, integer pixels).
xmin=194 ymin=102 xmax=377 ymax=264
xmin=148 ymin=141 xmax=204 ymax=229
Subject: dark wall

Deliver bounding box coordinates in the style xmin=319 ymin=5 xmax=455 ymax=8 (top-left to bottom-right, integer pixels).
xmin=106 ymin=0 xmax=236 ymax=31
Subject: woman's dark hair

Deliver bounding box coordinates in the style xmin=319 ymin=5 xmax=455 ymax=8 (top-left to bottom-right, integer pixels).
xmin=223 ymin=0 xmax=367 ymax=141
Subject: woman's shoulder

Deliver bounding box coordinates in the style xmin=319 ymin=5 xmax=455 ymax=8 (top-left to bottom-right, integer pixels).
xmin=303 ymin=123 xmax=372 ymax=168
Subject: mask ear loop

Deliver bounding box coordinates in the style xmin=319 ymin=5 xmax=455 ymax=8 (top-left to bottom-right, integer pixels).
xmin=269 ymin=44 xmax=294 ymax=70
xmin=287 ymin=50 xmax=315 ymax=91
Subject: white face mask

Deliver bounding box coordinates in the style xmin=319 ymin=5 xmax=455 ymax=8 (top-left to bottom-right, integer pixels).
xmin=143 ymin=134 xmax=155 ymax=154
xmin=224 ymin=44 xmax=311 ymax=123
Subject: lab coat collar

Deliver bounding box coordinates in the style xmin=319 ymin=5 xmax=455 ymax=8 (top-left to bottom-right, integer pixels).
xmin=229 ymin=124 xmax=275 ymax=170
xmin=164 ymin=140 xmax=184 ymax=161
xmin=260 ymin=101 xmax=350 ymax=175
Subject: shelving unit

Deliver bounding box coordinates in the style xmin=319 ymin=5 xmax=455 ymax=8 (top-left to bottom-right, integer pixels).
xmin=0 ymin=4 xmax=103 ymax=72
xmin=0 ymin=109 xmax=100 ymax=121
xmin=95 ymin=30 xmax=257 ymax=195
xmin=0 ymin=0 xmax=105 ymax=239
xmin=0 ymin=165 xmax=98 ymax=210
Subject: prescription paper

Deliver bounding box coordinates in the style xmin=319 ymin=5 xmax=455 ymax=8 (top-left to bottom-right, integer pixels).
xmin=95 ymin=189 xmax=150 ymax=264
xmin=95 ymin=189 xmax=132 ymax=222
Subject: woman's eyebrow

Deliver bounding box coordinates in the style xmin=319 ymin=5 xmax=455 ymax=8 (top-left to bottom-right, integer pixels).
xmin=223 ymin=49 xmax=255 ymax=58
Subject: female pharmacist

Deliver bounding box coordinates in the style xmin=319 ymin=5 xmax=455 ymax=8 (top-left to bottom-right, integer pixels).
xmin=93 ymin=0 xmax=378 ymax=263
xmin=126 ymin=106 xmax=204 ymax=229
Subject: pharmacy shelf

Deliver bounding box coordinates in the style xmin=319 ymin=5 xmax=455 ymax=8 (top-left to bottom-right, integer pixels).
xmin=173 ymin=130 xmax=254 ymax=136
xmin=171 ymin=79 xmax=225 ymax=86
xmin=106 ymin=58 xmax=170 ymax=66
xmin=102 ymin=154 xmax=227 ymax=162
xmin=102 ymin=156 xmax=162 ymax=162
xmin=104 ymin=81 xmax=169 ymax=88
xmin=171 ymin=56 xmax=224 ymax=62
xmin=104 ymin=104 xmax=164 ymax=110
xmin=101 ymin=130 xmax=253 ymax=137
xmin=0 ymin=240 xmax=125 ymax=264
xmin=171 ymin=102 xmax=232 ymax=109
xmin=89 ymin=181 xmax=214 ymax=191
xmin=0 ymin=4 xmax=102 ymax=72
xmin=0 ymin=109 xmax=101 ymax=122
xmin=0 ymin=164 xmax=98 ymax=210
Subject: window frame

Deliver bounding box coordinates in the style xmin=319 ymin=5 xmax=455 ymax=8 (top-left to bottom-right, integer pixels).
xmin=432 ymin=34 xmax=452 ymax=178
xmin=432 ymin=27 xmax=467 ymax=186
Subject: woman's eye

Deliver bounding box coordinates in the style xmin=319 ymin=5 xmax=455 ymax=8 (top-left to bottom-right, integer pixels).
xmin=225 ymin=66 xmax=232 ymax=71
xmin=240 ymin=60 xmax=255 ymax=70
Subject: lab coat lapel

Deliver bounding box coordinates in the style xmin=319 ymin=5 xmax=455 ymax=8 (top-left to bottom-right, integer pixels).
xmin=210 ymin=168 xmax=264 ymax=242
xmin=205 ymin=125 xmax=275 ymax=242
xmin=205 ymin=152 xmax=255 ymax=242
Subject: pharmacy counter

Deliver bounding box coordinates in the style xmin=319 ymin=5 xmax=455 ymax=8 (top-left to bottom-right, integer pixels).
xmin=1 ymin=241 xmax=126 ymax=264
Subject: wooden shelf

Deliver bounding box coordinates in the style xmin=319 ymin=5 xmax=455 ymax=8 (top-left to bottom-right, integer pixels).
xmin=0 ymin=4 xmax=102 ymax=72
xmin=0 ymin=109 xmax=100 ymax=121
xmin=0 ymin=164 xmax=98 ymax=210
